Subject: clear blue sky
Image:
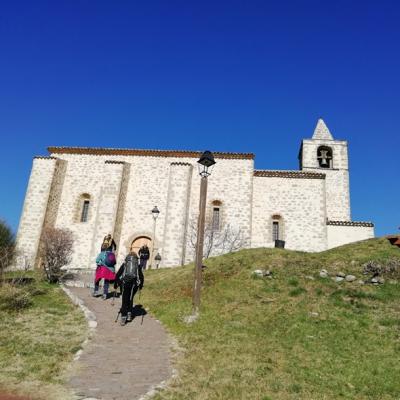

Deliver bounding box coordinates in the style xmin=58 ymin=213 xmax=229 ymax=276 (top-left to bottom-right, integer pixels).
xmin=0 ymin=0 xmax=398 ymax=237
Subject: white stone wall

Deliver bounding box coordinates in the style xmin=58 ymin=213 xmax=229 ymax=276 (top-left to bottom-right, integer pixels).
xmin=327 ymin=225 xmax=375 ymax=249
xmin=42 ymin=159 xmax=67 ymax=229
xmin=15 ymin=135 xmax=373 ymax=270
xmin=45 ymin=153 xmax=254 ymax=269
xmin=113 ymin=163 xmax=131 ymax=253
xmin=162 ymin=163 xmax=193 ymax=267
xmin=301 ymin=139 xmax=350 ymax=221
xmin=116 ymin=156 xmax=176 ymax=268
xmin=51 ymin=154 xmax=122 ymax=269
xmin=15 ymin=157 xmax=58 ymax=268
xmin=184 ymin=158 xmax=254 ymax=264
xmin=251 ymin=175 xmax=328 ymax=252
xmin=320 ymin=169 xmax=350 ymax=221
xmin=88 ymin=161 xmax=125 ymax=265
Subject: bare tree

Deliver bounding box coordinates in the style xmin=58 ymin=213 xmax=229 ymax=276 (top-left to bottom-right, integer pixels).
xmin=219 ymin=223 xmax=246 ymax=253
xmin=40 ymin=227 xmax=74 ymax=283
xmin=0 ymin=246 xmax=15 ymax=286
xmin=0 ymin=219 xmax=15 ymax=285
xmin=187 ymin=218 xmax=246 ymax=260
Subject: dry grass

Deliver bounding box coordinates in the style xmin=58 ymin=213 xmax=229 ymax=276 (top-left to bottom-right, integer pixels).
xmin=143 ymin=238 xmax=400 ymax=400
xmin=0 ymin=275 xmax=87 ymax=400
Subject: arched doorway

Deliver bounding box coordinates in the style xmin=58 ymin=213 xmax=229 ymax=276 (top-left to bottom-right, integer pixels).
xmin=130 ymin=235 xmax=152 ymax=255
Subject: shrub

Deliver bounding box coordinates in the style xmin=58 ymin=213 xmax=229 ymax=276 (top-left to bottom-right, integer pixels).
xmin=0 ymin=219 xmax=15 ymax=285
xmin=0 ymin=219 xmax=14 ymax=248
xmin=0 ymin=284 xmax=32 ymax=311
xmin=362 ymin=259 xmax=400 ymax=278
xmin=39 ymin=227 xmax=74 ymax=283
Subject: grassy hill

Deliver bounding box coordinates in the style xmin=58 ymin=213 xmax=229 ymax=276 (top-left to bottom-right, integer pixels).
xmin=143 ymin=238 xmax=400 ymax=400
xmin=0 ymin=274 xmax=87 ymax=399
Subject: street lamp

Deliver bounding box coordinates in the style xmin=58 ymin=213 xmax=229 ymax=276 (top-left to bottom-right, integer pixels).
xmin=197 ymin=150 xmax=216 ymax=177
xmin=192 ymin=150 xmax=216 ymax=314
xmin=149 ymin=206 xmax=160 ymax=269
xmin=154 ymin=253 xmax=162 ymax=269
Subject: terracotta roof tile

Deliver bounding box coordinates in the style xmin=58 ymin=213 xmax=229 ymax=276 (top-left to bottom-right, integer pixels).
xmin=327 ymin=220 xmax=374 ymax=227
xmin=34 ymin=156 xmax=58 ymax=160
xmin=254 ymin=170 xmax=326 ymax=179
xmin=105 ymin=160 xmax=126 ymax=165
xmin=47 ymin=146 xmax=254 ymax=160
xmin=170 ymin=162 xmax=193 ymax=167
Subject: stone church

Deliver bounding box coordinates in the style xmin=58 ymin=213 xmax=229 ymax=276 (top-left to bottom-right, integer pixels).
xmin=16 ymin=119 xmax=374 ymax=269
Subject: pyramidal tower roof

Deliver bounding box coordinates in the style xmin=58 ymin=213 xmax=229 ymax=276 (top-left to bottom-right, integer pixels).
xmin=312 ymin=118 xmax=333 ymax=140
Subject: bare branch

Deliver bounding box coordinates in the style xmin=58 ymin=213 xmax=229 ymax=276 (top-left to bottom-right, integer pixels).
xmin=39 ymin=227 xmax=74 ymax=283
xmin=187 ymin=217 xmax=246 ymax=260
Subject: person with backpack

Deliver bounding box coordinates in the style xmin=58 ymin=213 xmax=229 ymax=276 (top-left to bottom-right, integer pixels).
xmin=114 ymin=251 xmax=144 ymax=326
xmin=138 ymin=244 xmax=150 ymax=270
xmin=101 ymin=233 xmax=117 ymax=252
xmin=93 ymin=250 xmax=117 ymax=299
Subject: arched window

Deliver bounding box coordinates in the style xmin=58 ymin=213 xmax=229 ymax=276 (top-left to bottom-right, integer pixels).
xmin=272 ymin=215 xmax=281 ymax=241
xmin=271 ymin=214 xmax=285 ymax=242
xmin=317 ymin=146 xmax=333 ymax=168
xmin=79 ymin=193 xmax=91 ymax=223
xmin=211 ymin=200 xmax=222 ymax=231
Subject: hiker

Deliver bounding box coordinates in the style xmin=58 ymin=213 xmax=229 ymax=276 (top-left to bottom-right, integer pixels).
xmin=101 ymin=233 xmax=117 ymax=252
xmin=93 ymin=250 xmax=116 ymax=299
xmin=138 ymin=243 xmax=150 ymax=270
xmin=115 ymin=251 xmax=144 ymax=326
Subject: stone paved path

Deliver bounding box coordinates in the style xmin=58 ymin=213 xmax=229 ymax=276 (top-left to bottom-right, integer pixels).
xmin=66 ymin=285 xmax=173 ymax=400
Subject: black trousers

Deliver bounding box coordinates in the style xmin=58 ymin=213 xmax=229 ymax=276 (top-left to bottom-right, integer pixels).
xmin=121 ymin=281 xmax=139 ymax=317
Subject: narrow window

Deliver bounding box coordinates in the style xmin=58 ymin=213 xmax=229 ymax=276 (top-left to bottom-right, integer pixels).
xmin=212 ymin=207 xmax=220 ymax=231
xmin=81 ymin=200 xmax=90 ymax=222
xmin=272 ymin=221 xmax=279 ymax=241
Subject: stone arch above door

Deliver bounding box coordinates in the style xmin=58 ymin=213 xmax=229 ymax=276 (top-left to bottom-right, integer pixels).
xmin=130 ymin=235 xmax=151 ymax=255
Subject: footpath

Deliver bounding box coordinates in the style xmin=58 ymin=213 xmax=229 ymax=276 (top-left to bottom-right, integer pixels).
xmin=66 ymin=280 xmax=173 ymax=400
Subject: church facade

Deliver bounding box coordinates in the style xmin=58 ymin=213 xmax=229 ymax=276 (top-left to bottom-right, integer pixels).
xmin=15 ymin=119 xmax=374 ymax=269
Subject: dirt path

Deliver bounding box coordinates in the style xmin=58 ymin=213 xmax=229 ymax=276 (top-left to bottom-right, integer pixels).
xmin=67 ymin=286 xmax=173 ymax=400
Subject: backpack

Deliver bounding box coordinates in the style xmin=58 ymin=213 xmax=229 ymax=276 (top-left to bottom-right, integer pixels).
xmin=96 ymin=251 xmax=116 ymax=268
xmin=123 ymin=254 xmax=139 ymax=284
xmin=104 ymin=251 xmax=116 ymax=268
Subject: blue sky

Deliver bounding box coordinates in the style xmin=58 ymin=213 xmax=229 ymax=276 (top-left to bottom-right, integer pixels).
xmin=0 ymin=0 xmax=398 ymax=236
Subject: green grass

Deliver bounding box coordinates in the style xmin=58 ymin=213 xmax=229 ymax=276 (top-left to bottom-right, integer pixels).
xmin=0 ymin=273 xmax=87 ymax=399
xmin=142 ymin=238 xmax=400 ymax=400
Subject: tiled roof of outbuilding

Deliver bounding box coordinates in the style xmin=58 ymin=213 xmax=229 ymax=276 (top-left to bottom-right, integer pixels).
xmin=254 ymin=170 xmax=326 ymax=179
xmin=105 ymin=160 xmax=125 ymax=164
xmin=327 ymin=220 xmax=374 ymax=227
xmin=33 ymin=156 xmax=58 ymax=160
xmin=47 ymin=146 xmax=254 ymax=160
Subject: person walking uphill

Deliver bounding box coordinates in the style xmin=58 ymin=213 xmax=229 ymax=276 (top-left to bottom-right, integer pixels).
xmin=101 ymin=233 xmax=117 ymax=252
xmin=138 ymin=244 xmax=150 ymax=270
xmin=115 ymin=252 xmax=144 ymax=326
xmin=93 ymin=250 xmax=116 ymax=299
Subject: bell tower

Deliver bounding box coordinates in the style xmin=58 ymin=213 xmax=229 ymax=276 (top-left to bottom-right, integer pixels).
xmin=298 ymin=119 xmax=351 ymax=221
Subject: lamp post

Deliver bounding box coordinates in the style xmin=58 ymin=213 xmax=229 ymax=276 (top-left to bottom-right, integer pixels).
xmin=150 ymin=206 xmax=160 ymax=269
xmin=192 ymin=151 xmax=216 ymax=314
xmin=154 ymin=253 xmax=162 ymax=269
